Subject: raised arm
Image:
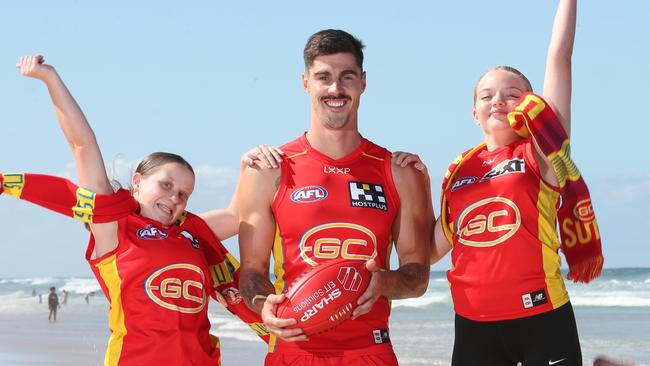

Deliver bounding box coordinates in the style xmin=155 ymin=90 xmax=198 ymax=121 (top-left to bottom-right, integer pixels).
xmin=542 ymin=0 xmax=576 ymax=136
xmin=16 ymin=55 xmax=112 ymax=193
xmin=353 ymin=163 xmax=432 ymax=318
xmin=17 ymin=55 xmax=117 ymax=257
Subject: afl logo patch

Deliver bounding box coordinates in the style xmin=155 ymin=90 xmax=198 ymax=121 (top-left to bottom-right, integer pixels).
xmin=291 ymin=186 xmax=328 ymax=203
xmin=451 ymin=176 xmax=477 ymax=192
xmin=137 ymin=224 xmax=168 ymax=240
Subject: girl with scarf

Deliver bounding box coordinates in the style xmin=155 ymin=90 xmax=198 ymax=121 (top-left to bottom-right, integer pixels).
xmin=408 ymin=0 xmax=600 ymax=364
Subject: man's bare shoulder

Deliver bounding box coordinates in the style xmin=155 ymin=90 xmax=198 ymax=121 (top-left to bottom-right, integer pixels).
xmin=243 ymin=164 xmax=282 ymax=178
xmin=240 ymin=165 xmax=282 ymax=195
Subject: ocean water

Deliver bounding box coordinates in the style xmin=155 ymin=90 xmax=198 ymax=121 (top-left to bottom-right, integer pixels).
xmin=1 ymin=268 xmax=648 ymax=365
xmin=0 ymin=277 xmax=103 ymax=315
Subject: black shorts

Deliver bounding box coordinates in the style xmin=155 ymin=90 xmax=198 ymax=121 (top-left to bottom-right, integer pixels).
xmin=452 ymin=302 xmax=582 ymax=366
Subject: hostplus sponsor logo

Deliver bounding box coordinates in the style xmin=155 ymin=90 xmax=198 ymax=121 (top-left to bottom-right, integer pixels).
xmin=136 ymin=224 xmax=168 ymax=240
xmin=291 ymin=186 xmax=328 ymax=203
xmin=348 ymin=181 xmax=387 ymax=211
xmin=481 ymin=158 xmax=525 ymax=182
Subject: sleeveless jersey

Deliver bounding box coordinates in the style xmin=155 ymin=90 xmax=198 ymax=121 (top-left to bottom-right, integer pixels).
xmin=270 ymin=133 xmax=400 ymax=354
xmin=85 ymin=212 xmax=267 ymax=365
xmin=444 ymin=138 xmax=569 ymax=321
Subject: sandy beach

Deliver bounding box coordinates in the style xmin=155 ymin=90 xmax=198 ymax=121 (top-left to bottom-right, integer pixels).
xmin=0 ymin=304 xmax=107 ymax=365
xmin=0 ymin=298 xmax=269 ymax=366
xmin=0 ymin=301 xmax=643 ymax=366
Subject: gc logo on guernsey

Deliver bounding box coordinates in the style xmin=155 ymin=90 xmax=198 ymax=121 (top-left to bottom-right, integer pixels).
xmin=298 ymin=223 xmax=377 ymax=266
xmin=456 ymin=197 xmax=521 ymax=247
xmin=145 ymin=263 xmax=207 ymax=314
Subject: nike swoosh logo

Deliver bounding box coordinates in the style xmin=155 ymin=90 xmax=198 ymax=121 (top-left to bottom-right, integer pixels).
xmin=549 ymin=359 xmax=567 ymax=365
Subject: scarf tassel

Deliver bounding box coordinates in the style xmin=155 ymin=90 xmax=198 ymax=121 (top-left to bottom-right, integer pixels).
xmin=566 ymin=255 xmax=604 ymax=283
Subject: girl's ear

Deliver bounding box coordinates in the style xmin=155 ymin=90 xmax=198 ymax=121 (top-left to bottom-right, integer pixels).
xmin=131 ymin=173 xmax=142 ymax=193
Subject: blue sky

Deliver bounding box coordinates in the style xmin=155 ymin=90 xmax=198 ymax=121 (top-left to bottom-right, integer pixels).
xmin=1 ymin=1 xmax=648 ymax=277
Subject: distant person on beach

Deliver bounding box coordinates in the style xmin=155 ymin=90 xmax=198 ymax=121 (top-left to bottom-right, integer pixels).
xmin=425 ymin=0 xmax=600 ymax=365
xmin=2 ymin=55 xmax=285 ymax=365
xmin=238 ymin=29 xmax=432 ymax=365
xmin=61 ymin=289 xmax=68 ymax=305
xmin=84 ymin=291 xmax=95 ymax=304
xmin=48 ymin=286 xmax=60 ymax=322
xmin=31 ymin=288 xmax=36 ymax=297
xmin=38 ymin=293 xmax=42 ymax=304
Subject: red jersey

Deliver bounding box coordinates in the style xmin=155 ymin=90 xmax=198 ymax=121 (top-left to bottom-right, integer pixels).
xmin=86 ymin=212 xmax=268 ymax=365
xmin=0 ymin=172 xmax=268 ymax=364
xmin=444 ymin=138 xmax=569 ymax=321
xmin=270 ymin=134 xmax=399 ymax=354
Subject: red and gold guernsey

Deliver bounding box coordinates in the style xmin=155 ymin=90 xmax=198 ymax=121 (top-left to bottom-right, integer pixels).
xmin=0 ymin=172 xmax=268 ymax=365
xmin=270 ymin=133 xmax=400 ymax=354
xmin=445 ymin=138 xmax=570 ymax=322
xmin=86 ymin=212 xmax=268 ymax=366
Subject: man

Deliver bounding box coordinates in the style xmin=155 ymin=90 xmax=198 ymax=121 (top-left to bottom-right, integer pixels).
xmin=238 ymin=29 xmax=432 ymax=365
xmin=48 ymin=286 xmax=60 ymax=322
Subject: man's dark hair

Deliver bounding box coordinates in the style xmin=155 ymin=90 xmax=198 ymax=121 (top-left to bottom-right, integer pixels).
xmin=303 ymin=29 xmax=365 ymax=70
